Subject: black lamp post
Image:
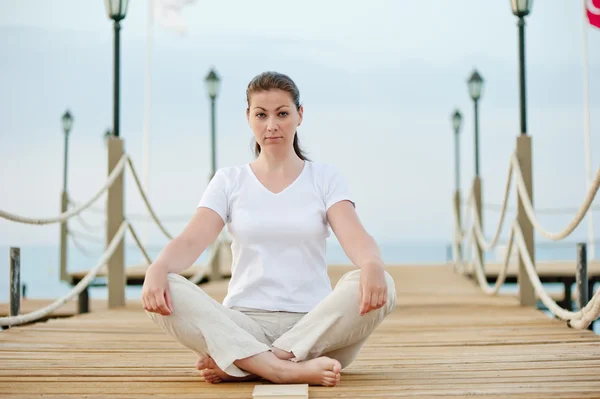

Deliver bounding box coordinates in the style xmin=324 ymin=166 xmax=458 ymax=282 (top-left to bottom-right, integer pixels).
xmin=467 ymin=70 xmax=484 ymax=177
xmin=59 ymin=109 xmax=73 ymax=283
xmin=451 ymin=109 xmax=462 ymax=193
xmin=204 ymin=68 xmax=221 ymax=179
xmin=104 ymin=0 xmax=129 ymax=138
xmin=61 ymin=110 xmax=73 ymax=193
xmin=510 ymin=0 xmax=533 ymax=135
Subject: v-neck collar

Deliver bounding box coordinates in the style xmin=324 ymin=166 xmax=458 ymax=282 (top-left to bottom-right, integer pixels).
xmin=247 ymin=161 xmax=307 ymax=196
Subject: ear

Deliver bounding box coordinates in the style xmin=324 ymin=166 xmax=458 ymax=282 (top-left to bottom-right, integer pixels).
xmin=246 ymin=108 xmax=250 ymax=124
xmin=297 ymin=105 xmax=304 ymax=126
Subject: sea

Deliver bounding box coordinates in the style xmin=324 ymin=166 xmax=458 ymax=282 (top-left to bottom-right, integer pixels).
xmin=1 ymin=241 xmax=598 ymax=334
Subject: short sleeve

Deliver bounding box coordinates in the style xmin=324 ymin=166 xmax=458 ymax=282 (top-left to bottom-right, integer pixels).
xmin=324 ymin=165 xmax=355 ymax=211
xmin=197 ymin=169 xmax=230 ymax=223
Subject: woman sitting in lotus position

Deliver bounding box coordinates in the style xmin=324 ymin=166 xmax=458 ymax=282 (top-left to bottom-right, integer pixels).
xmin=142 ymin=71 xmax=396 ymax=387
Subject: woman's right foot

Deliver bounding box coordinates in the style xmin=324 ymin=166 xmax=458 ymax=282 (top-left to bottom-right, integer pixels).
xmin=235 ymin=352 xmax=342 ymax=387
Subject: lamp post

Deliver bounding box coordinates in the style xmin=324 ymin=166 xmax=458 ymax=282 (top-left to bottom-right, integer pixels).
xmin=510 ymin=0 xmax=533 ymax=136
xmin=59 ymin=110 xmax=73 ymax=283
xmin=467 ymin=69 xmax=484 ymax=276
xmin=451 ymin=110 xmax=462 ymax=193
xmin=451 ymin=109 xmax=463 ymax=267
xmin=104 ymin=0 xmax=129 ymax=138
xmin=204 ymin=67 xmax=221 ymax=180
xmin=467 ymin=70 xmax=484 ymax=177
xmin=510 ymin=0 xmax=537 ymax=306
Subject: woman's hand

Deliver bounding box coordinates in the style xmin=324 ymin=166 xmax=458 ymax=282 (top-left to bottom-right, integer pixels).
xmin=359 ymin=264 xmax=387 ymax=316
xmin=142 ymin=265 xmax=173 ymax=316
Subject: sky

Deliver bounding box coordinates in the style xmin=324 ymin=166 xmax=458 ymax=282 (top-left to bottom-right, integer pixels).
xmin=1 ymin=0 xmax=600 ymax=254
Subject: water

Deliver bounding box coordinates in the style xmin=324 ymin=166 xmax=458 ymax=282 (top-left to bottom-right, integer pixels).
xmin=1 ymin=241 xmax=598 ymax=334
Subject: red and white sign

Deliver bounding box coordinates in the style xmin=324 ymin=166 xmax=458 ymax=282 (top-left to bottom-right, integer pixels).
xmin=587 ymin=0 xmax=600 ymax=29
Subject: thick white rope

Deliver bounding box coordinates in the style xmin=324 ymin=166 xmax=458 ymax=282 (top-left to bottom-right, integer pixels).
xmin=126 ymin=156 xmax=173 ymax=240
xmin=0 ymin=155 xmax=127 ymax=225
xmin=126 ymin=222 xmax=153 ymax=265
xmin=0 ymin=221 xmax=129 ymax=327
xmin=511 ymin=153 xmax=600 ymax=241
xmin=512 ymin=223 xmax=600 ymax=328
xmin=471 ymin=223 xmax=515 ymax=295
xmin=453 ymin=186 xmax=475 ymax=243
xmin=472 ymin=160 xmax=513 ymax=252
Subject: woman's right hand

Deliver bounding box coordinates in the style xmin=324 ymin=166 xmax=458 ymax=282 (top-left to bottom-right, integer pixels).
xmin=142 ymin=265 xmax=173 ymax=316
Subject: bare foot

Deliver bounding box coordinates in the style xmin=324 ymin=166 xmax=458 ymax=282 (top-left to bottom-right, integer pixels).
xmin=196 ymin=356 xmax=259 ymax=384
xmin=283 ymin=356 xmax=342 ymax=386
xmin=235 ymin=352 xmax=342 ymax=387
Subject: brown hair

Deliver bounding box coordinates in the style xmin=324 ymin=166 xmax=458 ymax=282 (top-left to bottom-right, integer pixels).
xmin=246 ymin=71 xmax=309 ymax=161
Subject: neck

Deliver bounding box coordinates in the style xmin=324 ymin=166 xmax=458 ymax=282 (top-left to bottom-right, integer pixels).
xmin=256 ymin=147 xmax=303 ymax=172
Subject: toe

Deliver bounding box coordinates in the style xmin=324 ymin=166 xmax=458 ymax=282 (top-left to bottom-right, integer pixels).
xmin=332 ymin=361 xmax=342 ymax=373
xmin=196 ymin=357 xmax=209 ymax=370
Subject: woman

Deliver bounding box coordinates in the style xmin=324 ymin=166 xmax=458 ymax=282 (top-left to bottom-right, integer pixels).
xmin=142 ymin=71 xmax=396 ymax=387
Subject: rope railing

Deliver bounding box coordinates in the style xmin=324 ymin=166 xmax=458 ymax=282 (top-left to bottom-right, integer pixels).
xmin=511 ymin=153 xmax=600 ymax=241
xmin=471 ymin=159 xmax=514 ymax=252
xmin=0 ymin=150 xmax=234 ymax=329
xmin=0 ymin=154 xmax=127 ymax=225
xmin=126 ymin=157 xmax=174 ymax=241
xmin=454 ymin=148 xmax=600 ymax=330
xmin=0 ymin=221 xmax=129 ymax=327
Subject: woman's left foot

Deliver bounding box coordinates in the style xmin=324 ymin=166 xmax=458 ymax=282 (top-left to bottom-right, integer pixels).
xmin=196 ymin=356 xmax=259 ymax=384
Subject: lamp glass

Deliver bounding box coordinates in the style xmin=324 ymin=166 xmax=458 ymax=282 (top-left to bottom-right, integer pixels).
xmin=452 ymin=110 xmax=462 ymax=132
xmin=510 ymin=0 xmax=532 ymax=16
xmin=62 ymin=111 xmax=73 ymax=133
xmin=467 ymin=71 xmax=484 ymax=101
xmin=204 ymin=69 xmax=221 ymax=99
xmin=104 ymin=0 xmax=129 ymax=20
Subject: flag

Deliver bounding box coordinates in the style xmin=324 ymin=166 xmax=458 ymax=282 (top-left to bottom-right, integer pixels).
xmin=587 ymin=0 xmax=600 ymax=28
xmin=154 ymin=0 xmax=197 ymax=35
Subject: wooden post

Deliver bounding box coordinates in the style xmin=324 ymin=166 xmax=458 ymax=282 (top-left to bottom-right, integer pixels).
xmin=9 ymin=247 xmax=20 ymax=317
xmin=576 ymin=243 xmax=588 ymax=311
xmin=516 ymin=135 xmax=536 ymax=306
xmin=59 ymin=191 xmax=71 ymax=283
xmin=453 ymin=190 xmax=462 ymax=266
xmin=472 ymin=176 xmax=483 ymax=276
xmin=107 ymin=137 xmax=125 ymax=308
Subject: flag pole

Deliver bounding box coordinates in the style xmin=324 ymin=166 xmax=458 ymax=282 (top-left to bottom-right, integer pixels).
xmin=142 ymin=0 xmax=154 ymax=260
xmin=583 ymin=0 xmax=595 ymax=260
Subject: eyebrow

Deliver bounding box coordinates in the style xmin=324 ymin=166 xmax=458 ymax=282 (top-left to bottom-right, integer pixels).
xmin=253 ymin=105 xmax=290 ymax=111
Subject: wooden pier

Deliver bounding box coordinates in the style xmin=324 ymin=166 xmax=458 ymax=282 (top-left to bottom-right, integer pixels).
xmin=1 ymin=264 xmax=600 ymax=398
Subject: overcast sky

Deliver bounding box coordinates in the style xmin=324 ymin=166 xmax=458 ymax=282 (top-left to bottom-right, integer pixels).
xmin=1 ymin=0 xmax=599 ymax=250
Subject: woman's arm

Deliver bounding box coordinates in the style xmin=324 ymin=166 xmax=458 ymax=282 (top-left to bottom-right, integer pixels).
xmin=326 ymin=200 xmax=384 ymax=271
xmin=149 ymin=207 xmax=225 ymax=274
xmin=327 ymin=200 xmax=388 ymax=316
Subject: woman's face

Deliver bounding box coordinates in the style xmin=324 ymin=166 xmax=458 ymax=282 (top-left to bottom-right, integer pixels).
xmin=247 ymin=89 xmax=303 ymax=154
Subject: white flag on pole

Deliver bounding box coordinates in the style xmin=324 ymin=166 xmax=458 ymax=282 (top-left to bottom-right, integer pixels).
xmin=154 ymin=0 xmax=197 ymax=35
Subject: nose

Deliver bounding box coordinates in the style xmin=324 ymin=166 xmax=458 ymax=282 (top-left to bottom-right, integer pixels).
xmin=266 ymin=116 xmax=278 ymax=132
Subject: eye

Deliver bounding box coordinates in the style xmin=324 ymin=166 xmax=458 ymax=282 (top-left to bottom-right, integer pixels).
xmin=256 ymin=113 xmax=266 ymax=118
xmin=279 ymin=111 xmax=289 ymax=117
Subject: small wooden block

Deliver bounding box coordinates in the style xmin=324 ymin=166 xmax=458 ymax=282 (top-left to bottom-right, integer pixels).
xmin=252 ymin=383 xmax=309 ymax=398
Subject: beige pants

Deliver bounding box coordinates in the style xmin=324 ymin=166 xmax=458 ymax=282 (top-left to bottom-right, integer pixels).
xmin=147 ymin=269 xmax=396 ymax=377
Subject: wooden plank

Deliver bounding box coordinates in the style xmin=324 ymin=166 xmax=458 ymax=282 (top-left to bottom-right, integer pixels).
xmin=1 ymin=265 xmax=599 ymax=398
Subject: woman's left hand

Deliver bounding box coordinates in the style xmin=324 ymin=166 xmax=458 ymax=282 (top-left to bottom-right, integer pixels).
xmin=359 ymin=264 xmax=387 ymax=316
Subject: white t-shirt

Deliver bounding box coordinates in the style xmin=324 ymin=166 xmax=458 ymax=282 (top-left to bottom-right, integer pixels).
xmin=197 ymin=160 xmax=354 ymax=312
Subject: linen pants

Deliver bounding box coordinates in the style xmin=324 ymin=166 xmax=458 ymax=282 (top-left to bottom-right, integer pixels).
xmin=147 ymin=269 xmax=396 ymax=377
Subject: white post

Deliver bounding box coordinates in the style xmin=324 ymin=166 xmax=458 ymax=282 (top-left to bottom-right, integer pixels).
xmin=582 ymin=0 xmax=595 ymax=260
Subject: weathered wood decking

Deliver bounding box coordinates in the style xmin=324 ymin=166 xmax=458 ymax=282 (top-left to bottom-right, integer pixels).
xmin=1 ymin=264 xmax=600 ymax=398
